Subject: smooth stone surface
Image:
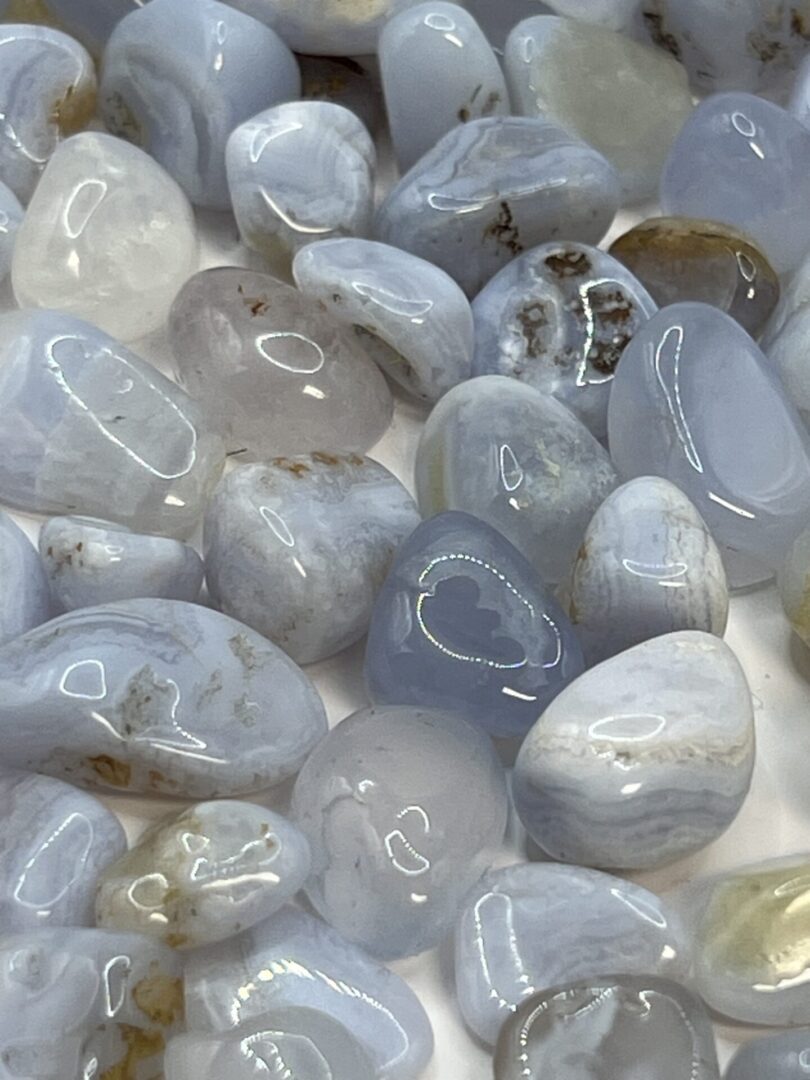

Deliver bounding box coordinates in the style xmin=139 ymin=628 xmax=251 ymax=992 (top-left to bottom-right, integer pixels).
xmin=204 ymin=455 xmax=420 ymax=665
xmin=660 ymin=93 xmax=810 ymax=276
xmin=416 ymin=376 xmax=618 ymax=584
xmin=0 ymin=509 xmax=53 ymax=647
xmin=101 ymin=0 xmax=300 ymax=210
xmin=768 ymin=308 xmax=810 ymax=430
xmin=96 ymin=801 xmax=310 ymax=949
xmin=291 ymin=706 xmax=508 ymax=959
xmin=568 ymin=477 xmax=729 ymax=665
xmin=607 ymin=303 xmax=810 ymax=581
xmin=455 ymin=862 xmax=689 ymax=1045
xmin=375 ymin=116 xmax=621 ymax=297
xmin=0 ymin=311 xmax=225 ymax=538
xmin=471 ymin=243 xmax=657 ymax=439
xmin=462 ymin=0 xmax=551 ymax=49
xmin=185 ymin=906 xmax=434 ymax=1080
xmin=780 ymin=525 xmax=810 ymax=647
xmin=11 ymin=132 xmax=198 ymax=341
xmin=762 ymin=244 xmax=810 ymax=350
xmin=294 ymin=238 xmax=474 ymax=402
xmin=0 ymin=771 xmax=126 ymax=931
xmin=169 ymin=267 xmax=393 ymax=459
xmin=0 ymin=598 xmax=327 ymax=797
xmin=494 ymin=976 xmax=720 ymax=1080
xmin=610 ymin=217 xmax=780 ymax=339
xmin=0 ymin=180 xmax=22 ymax=281
xmin=299 ymin=54 xmax=383 ymax=133
xmin=226 ymin=101 xmax=374 ymax=270
xmin=513 ymin=632 xmax=755 ymax=870
xmin=725 ymin=1030 xmax=810 ymax=1079
xmin=364 ymin=511 xmax=584 ymax=738
xmin=546 ymin=0 xmax=640 ymax=30
xmin=0 ymin=0 xmax=140 ymax=55
xmin=506 ymin=16 xmax=692 ymax=201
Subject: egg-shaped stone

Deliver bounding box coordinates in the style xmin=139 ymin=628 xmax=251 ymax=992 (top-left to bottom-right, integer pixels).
xmin=0 ymin=510 xmax=53 ymax=647
xmin=726 ymin=1030 xmax=810 ymax=1080
xmin=0 ymin=180 xmax=22 ymax=282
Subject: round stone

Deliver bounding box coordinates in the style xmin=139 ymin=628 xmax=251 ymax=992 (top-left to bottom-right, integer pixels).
xmin=0 ymin=509 xmax=53 ymax=647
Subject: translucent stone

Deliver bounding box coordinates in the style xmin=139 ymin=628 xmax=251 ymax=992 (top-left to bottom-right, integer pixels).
xmin=416 ymin=376 xmax=618 ymax=584
xmin=0 ymin=311 xmax=225 ymax=538
xmin=0 ymin=0 xmax=140 ymax=55
xmin=506 ymin=17 xmax=693 ymax=201
xmin=204 ymin=455 xmax=420 ymax=665
xmin=0 ymin=23 xmax=96 ymax=202
xmin=455 ymin=862 xmax=689 ymax=1045
xmin=299 ymin=54 xmax=383 ymax=134
xmin=11 ymin=132 xmax=198 ymax=342
xmin=763 ymin=247 xmax=810 ymax=350
xmin=0 ymin=598 xmax=327 ymax=797
xmin=0 ymin=180 xmax=22 ymax=281
xmin=100 ymin=0 xmax=300 ymax=210
xmin=660 ymin=93 xmax=810 ymax=276
xmin=375 ymin=116 xmax=620 ymax=297
xmin=726 ymin=1030 xmax=810 ymax=1080
xmin=96 ymin=802 xmax=311 ymax=949
xmin=185 ymin=906 xmax=434 ymax=1080
xmin=0 ymin=510 xmax=53 ymax=647
xmin=364 ymin=511 xmax=584 ymax=739
xmin=291 ymin=705 xmax=508 ymax=959
xmin=293 ymin=237 xmax=474 ymax=402
xmin=169 ymin=268 xmax=393 ymax=459
xmin=471 ymin=242 xmax=657 ymax=439
xmin=0 ymin=771 xmax=126 ymax=931
xmin=767 ymin=309 xmax=810 ymax=430
xmin=513 ymin=632 xmax=755 ymax=870
xmin=568 ymin=477 xmax=729 ymax=665
xmin=461 ymin=0 xmax=552 ymax=49
xmin=780 ymin=526 xmax=810 ymax=646
xmin=545 ymin=0 xmax=640 ymax=31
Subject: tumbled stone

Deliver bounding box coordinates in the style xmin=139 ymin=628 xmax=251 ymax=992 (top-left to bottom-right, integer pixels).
xmin=765 ymin=250 xmax=810 ymax=350
xmin=170 ymin=267 xmax=393 ymax=459
xmin=375 ymin=116 xmax=620 ymax=297
xmin=0 ymin=180 xmax=22 ymax=281
xmin=471 ymin=243 xmax=656 ymax=439
xmin=455 ymin=862 xmax=689 ymax=1045
xmin=546 ymin=0 xmax=640 ymax=29
xmin=494 ymin=977 xmax=720 ymax=1080
xmin=569 ymin=477 xmax=729 ymax=665
xmin=291 ymin=706 xmax=507 ymax=959
xmin=364 ymin=511 xmax=584 ymax=738
xmin=462 ymin=0 xmax=552 ymax=48
xmin=294 ymin=238 xmax=474 ymax=402
xmin=11 ymin=132 xmax=198 ymax=341
xmin=0 ymin=0 xmax=140 ymax=55
xmin=101 ymin=0 xmax=300 ymax=210
xmin=726 ymin=1030 xmax=810 ymax=1080
xmin=0 ymin=311 xmax=225 ymax=537
xmin=767 ymin=308 xmax=810 ymax=430
xmin=204 ymin=455 xmax=419 ymax=665
xmin=416 ymin=376 xmax=618 ymax=583
xmin=0 ymin=598 xmax=327 ymax=797
xmin=780 ymin=526 xmax=810 ymax=647
xmin=185 ymin=906 xmax=434 ymax=1080
xmin=0 ymin=509 xmax=52 ymax=647
xmin=0 ymin=771 xmax=126 ymax=931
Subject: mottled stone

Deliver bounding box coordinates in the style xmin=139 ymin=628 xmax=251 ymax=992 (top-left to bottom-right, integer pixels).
xmin=364 ymin=511 xmax=584 ymax=738
xmin=0 ymin=598 xmax=327 ymax=797
xmin=169 ymin=267 xmax=393 ymax=459
xmin=375 ymin=116 xmax=620 ymax=297
xmin=294 ymin=238 xmax=474 ymax=402
xmin=299 ymin=54 xmax=382 ymax=134
xmin=779 ymin=525 xmax=810 ymax=647
xmin=185 ymin=906 xmax=434 ymax=1080
xmin=204 ymin=455 xmax=420 ymax=665
xmin=11 ymin=132 xmax=198 ymax=341
xmin=0 ymin=771 xmax=126 ymax=931
xmin=455 ymin=862 xmax=689 ymax=1045
xmin=0 ymin=0 xmax=140 ymax=55
xmin=726 ymin=1030 xmax=810 ymax=1080
xmin=101 ymin=0 xmax=300 ymax=210
xmin=471 ymin=243 xmax=657 ymax=439
xmin=767 ymin=308 xmax=810 ymax=431
xmin=0 ymin=311 xmax=225 ymax=538
xmin=0 ymin=509 xmax=53 ymax=647
xmin=416 ymin=376 xmax=618 ymax=583
xmin=0 ymin=180 xmax=22 ymax=281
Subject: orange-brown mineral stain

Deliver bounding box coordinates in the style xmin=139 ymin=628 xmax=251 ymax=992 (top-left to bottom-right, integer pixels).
xmin=133 ymin=970 xmax=185 ymax=1027
xmin=87 ymin=755 xmax=132 ymax=789
xmin=99 ymin=1026 xmax=165 ymax=1080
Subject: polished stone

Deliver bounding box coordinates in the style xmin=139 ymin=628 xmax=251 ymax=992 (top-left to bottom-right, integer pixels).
xmin=0 ymin=180 xmax=22 ymax=282
xmin=375 ymin=116 xmax=621 ymax=297
xmin=0 ymin=510 xmax=53 ymax=647
xmin=204 ymin=455 xmax=420 ymax=665
xmin=0 ymin=598 xmax=327 ymax=797
xmin=416 ymin=376 xmax=618 ymax=583
xmin=779 ymin=525 xmax=810 ymax=647
xmin=461 ymin=0 xmax=551 ymax=48
xmin=299 ymin=54 xmax=383 ymax=133
xmin=546 ymin=0 xmax=640 ymax=29
xmin=291 ymin=705 xmax=507 ymax=959
xmin=0 ymin=0 xmax=140 ymax=55
xmin=364 ymin=511 xmax=584 ymax=738
xmin=471 ymin=242 xmax=657 ymax=439
xmin=726 ymin=1030 xmax=810 ymax=1080
xmin=169 ymin=267 xmax=393 ymax=459
xmin=294 ymin=238 xmax=474 ymax=402
xmin=763 ymin=246 xmax=810 ymax=350
xmin=767 ymin=308 xmax=810 ymax=431
xmin=185 ymin=906 xmax=434 ymax=1080
xmin=0 ymin=311 xmax=225 ymax=538
xmin=455 ymin=862 xmax=689 ymax=1045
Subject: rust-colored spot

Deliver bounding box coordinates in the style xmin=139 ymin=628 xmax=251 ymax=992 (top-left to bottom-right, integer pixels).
xmin=516 ymin=300 xmax=549 ymax=359
xmin=147 ymin=769 xmax=179 ymax=790
xmin=792 ymin=8 xmax=810 ymax=39
xmin=545 ymin=250 xmax=592 ymax=278
xmin=484 ymin=201 xmax=523 ymax=257
xmin=76 ymin=541 xmax=83 ymax=552
xmin=133 ymin=970 xmax=185 ymax=1026
xmin=51 ymin=81 xmax=97 ymax=136
xmin=272 ymin=457 xmax=310 ymax=476
xmin=87 ymin=755 xmax=131 ymax=789
xmin=747 ymin=30 xmax=783 ymax=63
xmin=100 ymin=1025 xmax=165 ymax=1080
xmin=165 ymin=932 xmax=189 ymax=949
xmin=312 ymin=451 xmax=342 ymax=466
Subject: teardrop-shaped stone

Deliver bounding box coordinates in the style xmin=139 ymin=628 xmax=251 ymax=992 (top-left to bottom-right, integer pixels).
xmin=0 ymin=510 xmax=52 ymax=646
xmin=726 ymin=1030 xmax=810 ymax=1080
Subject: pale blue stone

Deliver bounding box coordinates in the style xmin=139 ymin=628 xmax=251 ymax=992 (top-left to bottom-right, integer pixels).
xmin=0 ymin=510 xmax=53 ymax=647
xmin=293 ymin=238 xmax=474 ymax=402
xmin=726 ymin=1030 xmax=810 ymax=1079
xmin=767 ymin=308 xmax=810 ymax=431
xmin=0 ymin=0 xmax=140 ymax=54
xmin=40 ymin=517 xmax=204 ymax=612
xmin=364 ymin=511 xmax=584 ymax=738
xmin=100 ymin=0 xmax=301 ymax=209
xmin=459 ymin=0 xmax=551 ymax=49
xmin=790 ymin=54 xmax=810 ymax=130
xmin=416 ymin=376 xmax=618 ymax=584
xmin=454 ymin=862 xmax=689 ymax=1045
xmin=0 ymin=180 xmax=22 ymax=281
xmin=184 ymin=906 xmax=434 ymax=1080
xmin=375 ymin=116 xmax=621 ymax=297
xmin=0 ymin=771 xmax=126 ymax=931
xmin=0 ymin=598 xmax=327 ymax=797
xmin=546 ymin=0 xmax=640 ymax=30
xmin=291 ymin=706 xmax=508 ymax=959
xmin=471 ymin=243 xmax=657 ymax=439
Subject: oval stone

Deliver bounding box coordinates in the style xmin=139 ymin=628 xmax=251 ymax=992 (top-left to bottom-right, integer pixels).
xmin=726 ymin=1030 xmax=810 ymax=1080
xmin=779 ymin=526 xmax=810 ymax=647
xmin=0 ymin=510 xmax=53 ymax=647
xmin=0 ymin=180 xmax=22 ymax=282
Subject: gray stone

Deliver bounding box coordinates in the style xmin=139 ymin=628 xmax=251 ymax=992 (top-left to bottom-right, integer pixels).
xmin=0 ymin=0 xmax=140 ymax=55
xmin=726 ymin=1030 xmax=810 ymax=1080
xmin=0 ymin=180 xmax=22 ymax=281
xmin=767 ymin=308 xmax=810 ymax=431
xmin=0 ymin=510 xmax=53 ymax=647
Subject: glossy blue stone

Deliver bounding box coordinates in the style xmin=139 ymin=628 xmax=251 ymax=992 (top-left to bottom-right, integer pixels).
xmin=726 ymin=1030 xmax=810 ymax=1079
xmin=0 ymin=509 xmax=52 ymax=647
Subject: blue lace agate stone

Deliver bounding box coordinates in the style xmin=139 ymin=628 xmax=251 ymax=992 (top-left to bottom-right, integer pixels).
xmin=0 ymin=510 xmax=52 ymax=647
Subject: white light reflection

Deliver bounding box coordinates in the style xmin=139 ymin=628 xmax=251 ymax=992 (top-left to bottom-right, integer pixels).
xmin=351 ymin=280 xmax=433 ymax=321
xmin=652 ymin=324 xmax=703 ymax=473
xmin=255 ymin=332 xmax=325 ymax=373
xmin=59 ymin=659 xmax=107 ymax=701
